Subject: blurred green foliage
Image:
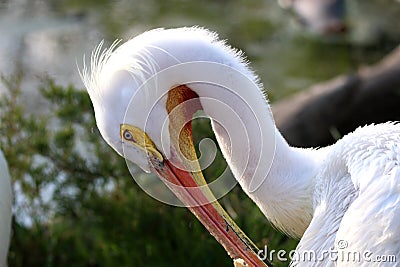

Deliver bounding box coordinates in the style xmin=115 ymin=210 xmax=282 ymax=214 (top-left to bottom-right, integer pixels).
xmin=0 ymin=76 xmax=297 ymax=267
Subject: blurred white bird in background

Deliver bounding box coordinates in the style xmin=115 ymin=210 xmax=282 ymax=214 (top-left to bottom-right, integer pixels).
xmin=0 ymin=149 xmax=12 ymax=267
xmin=81 ymin=27 xmax=400 ymax=266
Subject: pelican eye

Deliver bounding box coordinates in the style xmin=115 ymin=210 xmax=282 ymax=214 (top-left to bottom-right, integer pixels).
xmin=123 ymin=130 xmax=134 ymax=141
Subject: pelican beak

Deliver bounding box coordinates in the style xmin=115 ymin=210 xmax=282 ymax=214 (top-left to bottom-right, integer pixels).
xmin=150 ymin=156 xmax=271 ymax=267
xmin=146 ymin=85 xmax=272 ymax=267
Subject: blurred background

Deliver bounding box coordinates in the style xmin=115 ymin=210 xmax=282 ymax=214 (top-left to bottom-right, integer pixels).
xmin=0 ymin=0 xmax=399 ymax=266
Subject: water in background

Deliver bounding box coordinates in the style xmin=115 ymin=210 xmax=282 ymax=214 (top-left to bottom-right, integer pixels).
xmin=0 ymin=0 xmax=399 ymax=107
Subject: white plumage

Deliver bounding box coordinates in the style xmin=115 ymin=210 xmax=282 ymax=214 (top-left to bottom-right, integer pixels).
xmin=81 ymin=27 xmax=400 ymax=266
xmin=0 ymin=149 xmax=12 ymax=267
xmin=294 ymin=123 xmax=400 ymax=266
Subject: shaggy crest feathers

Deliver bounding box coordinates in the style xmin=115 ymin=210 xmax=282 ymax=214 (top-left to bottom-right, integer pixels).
xmin=80 ymin=39 xmax=121 ymax=105
xmin=79 ymin=27 xmax=264 ymax=107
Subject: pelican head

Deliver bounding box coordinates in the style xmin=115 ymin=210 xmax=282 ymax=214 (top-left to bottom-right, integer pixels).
xmin=81 ymin=27 xmax=273 ymax=266
xmin=81 ymin=27 xmax=262 ymax=170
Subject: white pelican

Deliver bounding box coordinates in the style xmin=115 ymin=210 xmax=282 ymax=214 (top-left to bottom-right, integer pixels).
xmin=0 ymin=149 xmax=12 ymax=266
xmin=81 ymin=27 xmax=400 ymax=266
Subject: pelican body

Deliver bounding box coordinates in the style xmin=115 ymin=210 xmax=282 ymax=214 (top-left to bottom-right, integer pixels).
xmin=81 ymin=27 xmax=400 ymax=266
xmin=0 ymin=150 xmax=12 ymax=266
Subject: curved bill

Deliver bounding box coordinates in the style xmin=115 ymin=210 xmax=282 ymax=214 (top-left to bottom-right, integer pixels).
xmin=146 ymin=85 xmax=272 ymax=267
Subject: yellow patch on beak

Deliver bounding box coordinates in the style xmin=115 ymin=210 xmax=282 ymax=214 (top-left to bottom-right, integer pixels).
xmin=120 ymin=124 xmax=164 ymax=163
